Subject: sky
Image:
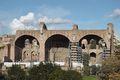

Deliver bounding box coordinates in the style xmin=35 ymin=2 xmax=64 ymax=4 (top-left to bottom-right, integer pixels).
xmin=0 ymin=0 xmax=120 ymax=39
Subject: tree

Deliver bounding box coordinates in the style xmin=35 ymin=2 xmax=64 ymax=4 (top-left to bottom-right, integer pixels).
xmin=28 ymin=62 xmax=59 ymax=80
xmin=28 ymin=62 xmax=82 ymax=80
xmin=49 ymin=70 xmax=82 ymax=80
xmin=28 ymin=65 xmax=40 ymax=80
xmin=98 ymin=44 xmax=120 ymax=80
xmin=7 ymin=65 xmax=26 ymax=80
xmin=0 ymin=62 xmax=5 ymax=80
xmin=48 ymin=68 xmax=65 ymax=80
xmin=83 ymin=53 xmax=90 ymax=76
xmin=63 ymin=70 xmax=82 ymax=80
xmin=90 ymin=65 xmax=100 ymax=75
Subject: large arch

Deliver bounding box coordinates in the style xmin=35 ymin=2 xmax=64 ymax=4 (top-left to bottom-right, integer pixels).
xmin=15 ymin=35 xmax=39 ymax=62
xmin=79 ymin=34 xmax=103 ymax=49
xmin=45 ymin=34 xmax=70 ymax=62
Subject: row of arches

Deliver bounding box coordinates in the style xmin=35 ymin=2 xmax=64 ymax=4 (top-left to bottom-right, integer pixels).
xmin=15 ymin=34 xmax=106 ymax=62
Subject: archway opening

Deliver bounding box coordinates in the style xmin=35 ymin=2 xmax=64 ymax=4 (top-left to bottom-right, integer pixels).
xmin=90 ymin=52 xmax=96 ymax=65
xmin=45 ymin=34 xmax=69 ymax=62
xmin=15 ymin=35 xmax=39 ymax=62
xmin=90 ymin=52 xmax=96 ymax=58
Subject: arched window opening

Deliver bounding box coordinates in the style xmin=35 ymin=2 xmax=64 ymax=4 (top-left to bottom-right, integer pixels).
xmin=82 ymin=44 xmax=85 ymax=49
xmin=81 ymin=39 xmax=88 ymax=49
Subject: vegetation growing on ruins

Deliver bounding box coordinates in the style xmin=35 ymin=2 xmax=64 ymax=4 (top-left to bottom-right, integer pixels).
xmin=98 ymin=44 xmax=120 ymax=80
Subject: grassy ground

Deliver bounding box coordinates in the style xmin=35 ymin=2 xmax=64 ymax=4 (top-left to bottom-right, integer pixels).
xmin=83 ymin=75 xmax=97 ymax=80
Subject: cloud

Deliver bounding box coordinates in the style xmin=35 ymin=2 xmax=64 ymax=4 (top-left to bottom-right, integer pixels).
xmin=10 ymin=18 xmax=25 ymax=30
xmin=105 ymin=8 xmax=120 ymax=18
xmin=0 ymin=21 xmax=8 ymax=31
xmin=10 ymin=12 xmax=72 ymax=33
xmin=38 ymin=16 xmax=72 ymax=24
xmin=10 ymin=12 xmax=37 ymax=33
xmin=20 ymin=12 xmax=34 ymax=24
xmin=9 ymin=6 xmax=72 ymax=34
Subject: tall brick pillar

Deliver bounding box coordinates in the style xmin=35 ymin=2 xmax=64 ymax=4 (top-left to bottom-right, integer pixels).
xmin=39 ymin=40 xmax=45 ymax=62
xmin=10 ymin=43 xmax=15 ymax=62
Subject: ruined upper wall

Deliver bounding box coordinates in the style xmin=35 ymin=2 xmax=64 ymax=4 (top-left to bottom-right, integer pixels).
xmin=14 ymin=22 xmax=114 ymax=44
xmin=0 ymin=35 xmax=15 ymax=45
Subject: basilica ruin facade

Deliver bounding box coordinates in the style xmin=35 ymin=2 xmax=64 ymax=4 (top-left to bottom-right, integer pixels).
xmin=0 ymin=22 xmax=114 ymax=68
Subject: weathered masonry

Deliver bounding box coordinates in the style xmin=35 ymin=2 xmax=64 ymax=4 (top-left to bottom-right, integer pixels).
xmin=0 ymin=22 xmax=114 ymax=67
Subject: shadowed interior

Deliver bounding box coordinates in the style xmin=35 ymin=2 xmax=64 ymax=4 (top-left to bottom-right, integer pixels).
xmin=45 ymin=34 xmax=69 ymax=62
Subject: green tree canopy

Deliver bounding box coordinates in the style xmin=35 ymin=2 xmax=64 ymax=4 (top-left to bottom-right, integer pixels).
xmin=7 ymin=65 xmax=26 ymax=80
xmin=83 ymin=53 xmax=90 ymax=76
xmin=99 ymin=45 xmax=120 ymax=80
xmin=63 ymin=70 xmax=82 ymax=80
xmin=28 ymin=62 xmax=60 ymax=80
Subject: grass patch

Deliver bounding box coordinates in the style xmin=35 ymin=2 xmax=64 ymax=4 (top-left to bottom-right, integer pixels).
xmin=83 ymin=75 xmax=97 ymax=80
